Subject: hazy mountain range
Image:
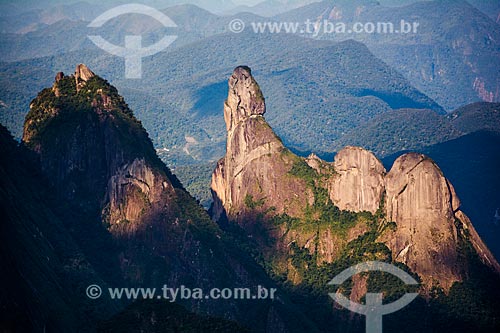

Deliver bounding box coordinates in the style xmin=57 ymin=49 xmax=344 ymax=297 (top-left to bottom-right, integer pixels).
xmin=1 ymin=0 xmax=498 ymax=20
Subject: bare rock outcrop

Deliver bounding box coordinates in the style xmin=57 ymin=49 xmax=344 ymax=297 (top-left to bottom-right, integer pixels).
xmin=383 ymin=153 xmax=463 ymax=289
xmin=106 ymin=158 xmax=175 ymax=232
xmin=55 ymin=71 xmax=64 ymax=82
xmin=211 ymin=66 xmax=311 ymax=222
xmin=328 ymin=146 xmax=385 ymax=214
xmin=224 ymin=66 xmax=265 ymax=132
xmin=75 ymin=63 xmax=95 ymax=91
xmin=75 ymin=63 xmax=95 ymax=82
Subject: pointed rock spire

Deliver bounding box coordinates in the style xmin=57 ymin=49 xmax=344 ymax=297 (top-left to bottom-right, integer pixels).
xmin=224 ymin=66 xmax=266 ymax=131
xmin=75 ymin=63 xmax=95 ymax=82
xmin=55 ymin=72 xmax=64 ymax=82
xmin=75 ymin=64 xmax=95 ymax=91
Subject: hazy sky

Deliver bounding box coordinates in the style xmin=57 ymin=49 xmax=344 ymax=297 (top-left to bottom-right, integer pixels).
xmin=2 ymin=0 xmax=499 ymax=17
xmin=0 ymin=0 xmax=264 ymax=6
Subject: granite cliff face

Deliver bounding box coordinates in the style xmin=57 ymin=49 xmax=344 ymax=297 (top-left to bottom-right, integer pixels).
xmin=382 ymin=153 xmax=500 ymax=289
xmin=384 ymin=153 xmax=461 ymax=288
xmin=211 ymin=66 xmax=313 ymax=222
xmin=212 ymin=66 xmax=500 ymax=291
xmin=328 ymin=146 xmax=385 ymax=214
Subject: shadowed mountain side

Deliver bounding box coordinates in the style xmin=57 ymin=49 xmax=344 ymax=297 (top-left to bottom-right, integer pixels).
xmin=0 ymin=123 xmax=122 ymax=332
xmin=14 ymin=64 xmax=318 ymax=332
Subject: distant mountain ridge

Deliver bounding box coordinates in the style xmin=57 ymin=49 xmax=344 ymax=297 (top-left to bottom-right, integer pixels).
xmin=0 ymin=32 xmax=443 ymax=165
xmin=4 ymin=0 xmax=498 ymax=113
xmin=334 ymin=102 xmax=500 ymax=157
xmin=275 ymin=0 xmax=500 ymax=111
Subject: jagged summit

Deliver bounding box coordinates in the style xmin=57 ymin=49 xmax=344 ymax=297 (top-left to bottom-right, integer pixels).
xmin=75 ymin=63 xmax=95 ymax=90
xmin=211 ymin=65 xmax=500 ymax=292
xmin=24 ymin=65 xmax=138 ymax=150
xmin=75 ymin=63 xmax=95 ymax=81
xmin=53 ymin=64 xmax=95 ymax=93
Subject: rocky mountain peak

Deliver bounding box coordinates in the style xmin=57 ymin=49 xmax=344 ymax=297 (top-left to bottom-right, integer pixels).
xmin=212 ymin=66 xmax=309 ymax=221
xmin=75 ymin=63 xmax=95 ymax=81
xmin=212 ymin=66 xmax=500 ymax=292
xmin=25 ymin=67 xmax=137 ymax=150
xmin=23 ymin=65 xmax=179 ymax=219
xmin=75 ymin=63 xmax=95 ymax=91
xmin=224 ymin=66 xmax=266 ymax=132
xmin=55 ymin=71 xmax=64 ymax=82
xmin=383 ymin=153 xmax=462 ymax=289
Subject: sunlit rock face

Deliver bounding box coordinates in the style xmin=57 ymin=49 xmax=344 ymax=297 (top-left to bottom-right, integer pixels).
xmin=383 ymin=153 xmax=462 ymax=289
xmin=211 ymin=66 xmax=311 ymax=222
xmin=383 ymin=153 xmax=500 ymax=289
xmin=212 ymin=65 xmax=500 ymax=292
xmin=328 ymin=146 xmax=385 ymax=214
